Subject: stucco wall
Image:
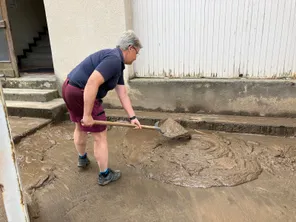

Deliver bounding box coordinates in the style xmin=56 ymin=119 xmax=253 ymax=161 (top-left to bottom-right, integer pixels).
xmin=43 ymin=0 xmax=132 ymax=90
xmin=7 ymin=0 xmax=47 ymax=56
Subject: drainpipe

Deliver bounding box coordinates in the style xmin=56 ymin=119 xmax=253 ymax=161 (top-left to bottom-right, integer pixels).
xmin=0 ymin=84 xmax=30 ymax=221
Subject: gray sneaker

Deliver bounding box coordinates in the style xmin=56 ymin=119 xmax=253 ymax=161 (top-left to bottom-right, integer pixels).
xmin=98 ymin=168 xmax=121 ymax=186
xmin=77 ymin=155 xmax=90 ymax=168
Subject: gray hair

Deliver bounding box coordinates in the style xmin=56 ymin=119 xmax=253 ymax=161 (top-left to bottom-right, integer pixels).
xmin=116 ymin=30 xmax=143 ymax=50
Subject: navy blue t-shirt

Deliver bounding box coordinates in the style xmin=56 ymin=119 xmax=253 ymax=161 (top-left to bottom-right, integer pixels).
xmin=67 ymin=47 xmax=125 ymax=99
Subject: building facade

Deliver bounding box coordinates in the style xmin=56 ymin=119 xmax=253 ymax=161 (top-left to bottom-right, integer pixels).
xmin=1 ymin=0 xmax=296 ymax=117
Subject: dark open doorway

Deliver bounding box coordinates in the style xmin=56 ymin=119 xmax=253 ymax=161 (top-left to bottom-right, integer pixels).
xmin=7 ymin=0 xmax=54 ymax=74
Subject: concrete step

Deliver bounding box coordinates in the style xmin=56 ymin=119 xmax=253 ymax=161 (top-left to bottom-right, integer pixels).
xmin=68 ymin=109 xmax=296 ymax=137
xmin=31 ymin=46 xmax=52 ymax=53
xmin=19 ymin=67 xmax=54 ymax=73
xmin=1 ymin=74 xmax=57 ymax=89
xmin=3 ymin=88 xmax=59 ymax=102
xmin=21 ymin=58 xmax=53 ymax=68
xmin=39 ymin=35 xmax=49 ymax=41
xmin=36 ymin=41 xmax=50 ymax=47
xmin=9 ymin=116 xmax=52 ymax=144
xmin=25 ymin=52 xmax=52 ymax=60
xmin=5 ymin=98 xmax=67 ymax=119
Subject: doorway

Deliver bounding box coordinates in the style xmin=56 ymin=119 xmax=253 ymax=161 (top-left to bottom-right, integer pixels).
xmin=2 ymin=0 xmax=54 ymax=76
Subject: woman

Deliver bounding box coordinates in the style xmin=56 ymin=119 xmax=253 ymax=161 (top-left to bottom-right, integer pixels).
xmin=62 ymin=30 xmax=142 ymax=186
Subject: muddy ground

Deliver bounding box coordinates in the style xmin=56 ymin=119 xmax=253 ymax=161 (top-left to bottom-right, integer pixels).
xmin=1 ymin=121 xmax=296 ymax=222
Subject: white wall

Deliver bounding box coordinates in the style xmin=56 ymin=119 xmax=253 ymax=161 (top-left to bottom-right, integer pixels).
xmin=43 ymin=0 xmax=129 ymax=86
xmin=7 ymin=0 xmax=47 ymax=56
xmin=133 ymin=0 xmax=296 ymax=79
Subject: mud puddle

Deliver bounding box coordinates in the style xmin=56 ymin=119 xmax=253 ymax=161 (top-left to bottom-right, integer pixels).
xmin=122 ymin=129 xmax=296 ymax=188
xmin=1 ymin=122 xmax=295 ymax=222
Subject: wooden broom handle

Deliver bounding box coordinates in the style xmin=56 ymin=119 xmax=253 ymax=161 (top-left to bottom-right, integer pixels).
xmin=93 ymin=120 xmax=157 ymax=130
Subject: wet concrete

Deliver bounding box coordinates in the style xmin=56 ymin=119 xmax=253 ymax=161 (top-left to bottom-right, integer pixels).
xmin=1 ymin=122 xmax=296 ymax=221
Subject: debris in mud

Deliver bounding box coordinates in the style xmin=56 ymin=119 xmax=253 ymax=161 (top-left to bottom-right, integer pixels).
xmin=14 ymin=121 xmax=296 ymax=191
xmin=122 ymin=129 xmax=296 ymax=188
xmin=158 ymin=118 xmax=191 ymax=140
xmin=257 ymin=144 xmax=296 ymax=173
xmin=27 ymin=172 xmax=56 ymax=191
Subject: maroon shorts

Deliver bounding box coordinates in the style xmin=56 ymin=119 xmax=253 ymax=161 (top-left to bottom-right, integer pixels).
xmin=62 ymin=78 xmax=107 ymax=133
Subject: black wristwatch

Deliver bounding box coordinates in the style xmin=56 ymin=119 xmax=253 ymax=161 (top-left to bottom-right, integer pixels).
xmin=129 ymin=116 xmax=137 ymax=120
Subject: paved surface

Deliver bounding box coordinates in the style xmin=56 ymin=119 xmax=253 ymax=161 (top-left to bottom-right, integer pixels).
xmin=1 ymin=113 xmax=296 ymax=221
xmin=1 ymin=121 xmax=295 ymax=222
xmin=8 ymin=116 xmax=52 ymax=143
xmin=1 ymin=116 xmax=51 ymax=222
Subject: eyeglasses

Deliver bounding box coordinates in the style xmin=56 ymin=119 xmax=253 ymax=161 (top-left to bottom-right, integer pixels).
xmin=131 ymin=46 xmax=139 ymax=55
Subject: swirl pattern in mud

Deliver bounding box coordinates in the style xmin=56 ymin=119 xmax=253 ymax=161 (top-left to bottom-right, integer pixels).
xmin=122 ymin=130 xmax=263 ymax=188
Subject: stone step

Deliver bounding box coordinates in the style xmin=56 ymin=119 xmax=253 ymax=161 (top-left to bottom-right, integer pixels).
xmin=5 ymin=98 xmax=66 ymax=119
xmin=3 ymin=88 xmax=59 ymax=102
xmin=31 ymin=46 xmax=51 ymax=53
xmin=1 ymin=74 xmax=57 ymax=89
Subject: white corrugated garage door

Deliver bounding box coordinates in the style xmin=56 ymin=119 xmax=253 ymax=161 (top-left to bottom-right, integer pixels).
xmin=133 ymin=0 xmax=296 ymax=78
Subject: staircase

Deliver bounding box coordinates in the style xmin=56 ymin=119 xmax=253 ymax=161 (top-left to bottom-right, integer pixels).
xmin=18 ymin=28 xmax=54 ymax=72
xmin=1 ymin=74 xmax=66 ymax=119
